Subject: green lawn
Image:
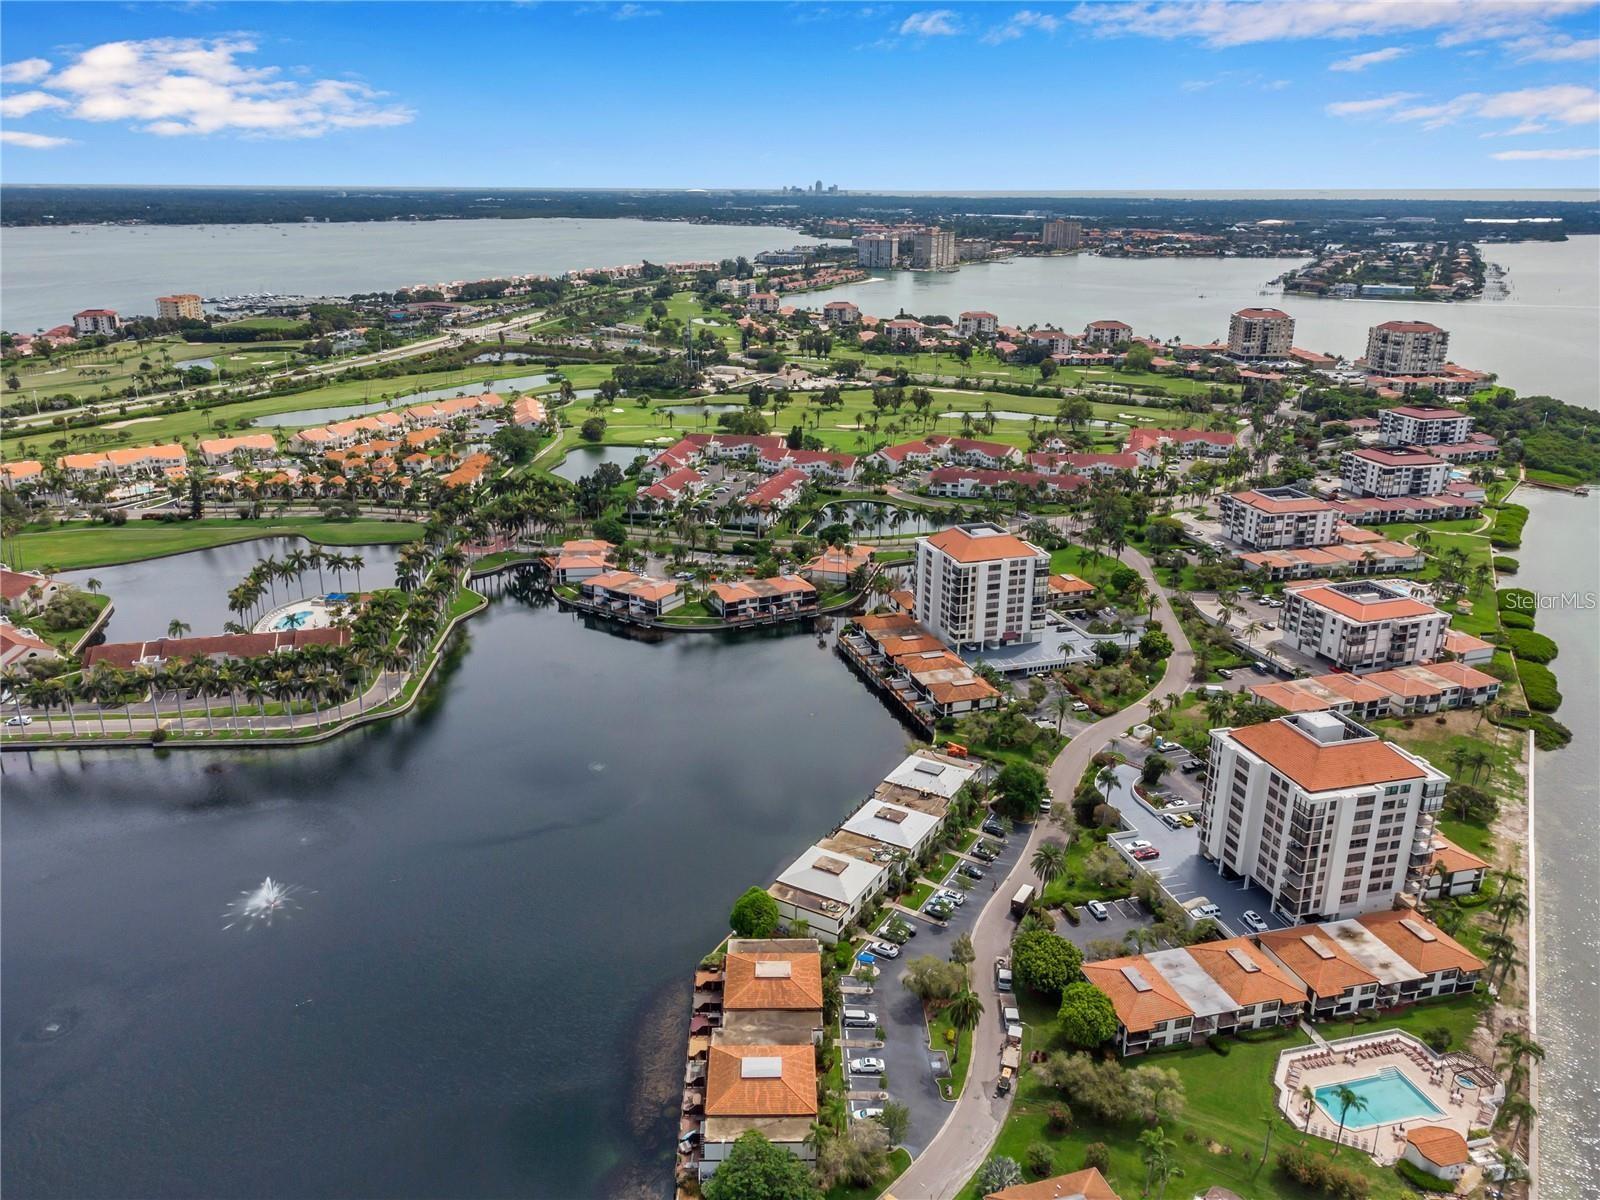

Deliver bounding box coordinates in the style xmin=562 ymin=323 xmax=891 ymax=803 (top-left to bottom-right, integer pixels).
xmin=1038 ymin=831 xmax=1136 ymax=908
xmin=824 ymin=1147 xmax=911 ymax=1200
xmin=26 ymin=589 xmax=112 ymax=651
xmin=5 ymin=336 xmax=293 ymax=406
xmin=6 ymin=517 xmax=422 ymax=570
xmin=953 ymin=997 xmax=1494 ymax=1200
xmin=903 ymin=882 xmax=936 ymax=912
xmin=927 ymin=1003 xmax=976 ymax=1099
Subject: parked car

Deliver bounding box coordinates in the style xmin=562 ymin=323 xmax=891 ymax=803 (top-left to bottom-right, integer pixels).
xmin=1255 ymin=661 xmax=1273 ymax=672
xmin=935 ymin=889 xmax=966 ymax=907
xmin=994 ymin=956 xmax=1013 ymax=992
xmin=843 ymin=1008 xmax=877 ymax=1027
xmin=849 ymin=1057 xmax=886 ymax=1075
xmin=1126 ymin=839 xmax=1153 ymax=851
xmin=1215 ymin=668 xmax=1233 ymax=680
xmin=868 ymin=940 xmax=900 ymax=959
xmin=1086 ymin=900 xmax=1110 ymax=921
xmin=1132 ymin=846 xmax=1160 ymax=861
xmin=1161 ymin=812 xmax=1183 ymax=830
xmin=1189 ymin=902 xmax=1222 ymax=919
xmin=1180 ymin=760 xmax=1206 ymax=775
xmin=982 ymin=820 xmax=1008 ymax=838
xmin=957 ymin=863 xmax=984 ymax=880
xmin=1071 ymin=701 xmax=1090 ymax=713
xmin=852 ymin=1107 xmax=885 ymax=1121
xmin=1178 ymin=813 xmax=1196 ymax=827
xmin=1241 ymin=910 xmax=1270 ymax=933
xmin=972 ymin=845 xmax=998 ymax=862
xmin=926 ymin=901 xmax=953 ymax=919
xmin=6 ymin=714 xmax=33 ymax=727
xmin=878 ymin=924 xmax=909 ymax=945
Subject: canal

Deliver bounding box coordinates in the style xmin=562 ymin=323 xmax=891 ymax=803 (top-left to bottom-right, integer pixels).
xmin=1 ymin=572 xmax=907 ymax=1200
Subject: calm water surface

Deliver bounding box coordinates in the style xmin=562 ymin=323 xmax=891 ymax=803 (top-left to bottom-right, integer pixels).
xmin=1 ymin=578 xmax=906 ymax=1200
xmin=0 ymin=218 xmax=823 ymax=334
xmin=60 ymin=537 xmax=405 ymax=642
xmin=549 ymin=444 xmax=652 ymax=483
xmin=1515 ymin=489 xmax=1600 ymax=1196
xmin=789 ymin=238 xmax=1600 ymax=406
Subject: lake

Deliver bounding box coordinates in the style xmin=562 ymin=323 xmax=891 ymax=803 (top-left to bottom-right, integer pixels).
xmin=788 ymin=238 xmax=1600 ymax=408
xmin=1515 ymin=489 xmax=1600 ymax=1195
xmin=0 ymin=218 xmax=825 ymax=334
xmin=1 ymin=576 xmax=907 ymax=1200
xmin=61 ymin=537 xmax=405 ymax=642
xmin=550 ymin=444 xmax=652 ymax=483
xmin=253 ymin=374 xmax=554 ymax=428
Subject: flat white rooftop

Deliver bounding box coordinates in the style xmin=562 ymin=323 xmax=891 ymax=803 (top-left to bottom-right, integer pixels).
xmin=880 ymin=752 xmax=978 ymax=800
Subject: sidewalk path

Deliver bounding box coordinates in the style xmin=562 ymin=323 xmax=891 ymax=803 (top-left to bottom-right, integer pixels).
xmin=890 ymin=544 xmax=1195 ymax=1200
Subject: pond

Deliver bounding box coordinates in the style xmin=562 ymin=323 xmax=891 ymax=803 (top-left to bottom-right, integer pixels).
xmin=1 ymin=583 xmax=906 ymax=1200
xmin=60 ymin=538 xmax=405 ymax=642
xmin=808 ymin=500 xmax=947 ymax=536
xmin=469 ymin=351 xmax=535 ymax=363
xmin=549 ymin=444 xmax=652 ymax=483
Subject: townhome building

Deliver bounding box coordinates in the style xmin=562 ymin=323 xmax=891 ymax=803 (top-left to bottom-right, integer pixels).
xmin=198 ymin=433 xmax=279 ymax=466
xmin=57 ymin=443 xmax=188 ymax=479
xmin=698 ymin=1041 xmax=817 ymax=1177
xmin=1125 ymin=428 xmax=1236 ymax=466
xmin=706 ymin=576 xmax=817 ymax=621
xmin=1279 ymin=579 xmax=1448 ymax=672
xmin=1198 ymin=712 xmax=1448 ymax=923
xmin=767 ymin=844 xmax=889 ymax=943
xmin=577 ymin=571 xmax=684 ymax=617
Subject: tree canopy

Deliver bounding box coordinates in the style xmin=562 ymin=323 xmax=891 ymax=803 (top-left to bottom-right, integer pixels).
xmin=1057 ymin=981 xmax=1119 ymax=1048
xmin=729 ymin=886 xmax=780 ymax=938
xmin=1010 ymin=928 xmax=1084 ymax=995
xmin=702 ymin=1132 xmax=822 ymax=1200
xmin=993 ymin=761 xmax=1048 ymax=821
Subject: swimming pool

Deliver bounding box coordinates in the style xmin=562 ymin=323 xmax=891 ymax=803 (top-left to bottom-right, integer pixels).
xmin=1314 ymin=1068 xmax=1443 ymax=1129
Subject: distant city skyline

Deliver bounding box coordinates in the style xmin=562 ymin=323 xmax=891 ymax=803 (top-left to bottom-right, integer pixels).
xmin=1 ymin=1 xmax=1598 ymax=188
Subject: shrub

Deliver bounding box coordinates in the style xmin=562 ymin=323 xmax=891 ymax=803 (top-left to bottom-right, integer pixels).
xmin=1058 ymin=981 xmax=1118 ymax=1048
xmin=1518 ymin=661 xmax=1563 ymax=712
xmin=1494 ymin=556 xmax=1519 ymax=574
xmin=1277 ymin=1142 xmax=1372 ymax=1198
xmin=1496 ymin=587 xmax=1536 ymax=614
xmin=1082 ymin=1143 xmax=1110 ymax=1172
xmin=1010 ymin=929 xmax=1084 ymax=995
xmin=1395 ymin=1158 xmax=1457 ymax=1193
xmin=1489 ymin=503 xmax=1529 ymax=549
xmin=1025 ymin=1141 xmax=1055 ymax=1177
xmin=1060 ymin=905 xmax=1081 ymax=926
xmin=1505 ymin=629 xmax=1558 ymax=663
xmin=578 ymin=416 xmax=607 ymax=442
xmin=1206 ymin=1033 xmax=1231 ymax=1056
xmin=975 ymin=1157 xmax=1022 ymax=1195
xmin=1500 ymin=610 xmax=1535 ymax=630
xmin=1046 ymin=1103 xmax=1073 ymax=1134
xmin=728 ymin=887 xmax=780 ymax=938
xmin=1421 ymin=1025 xmax=1453 ymax=1052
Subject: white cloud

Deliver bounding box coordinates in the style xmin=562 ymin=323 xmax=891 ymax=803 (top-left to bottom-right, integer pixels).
xmin=0 ymin=57 xmax=52 ymax=84
xmin=1391 ymin=84 xmax=1600 ymax=129
xmin=1325 ymin=92 xmax=1420 ymax=116
xmin=0 ymin=129 xmax=75 ymax=149
xmin=1180 ymin=78 xmax=1217 ymax=92
xmin=981 ymin=9 xmax=1063 ymax=44
xmin=1263 ymin=78 xmax=1292 ymax=90
xmin=1070 ymin=1 xmax=1594 ymax=49
xmin=899 ymin=9 xmax=960 ymax=36
xmin=1506 ymin=34 xmax=1600 ymax=61
xmin=611 ymin=3 xmax=660 ymax=18
xmin=1330 ymin=46 xmax=1408 ymax=71
xmin=7 ymin=38 xmax=413 ymax=139
xmin=0 ymin=90 xmax=68 ymax=117
xmin=1491 ymin=146 xmax=1600 ymax=159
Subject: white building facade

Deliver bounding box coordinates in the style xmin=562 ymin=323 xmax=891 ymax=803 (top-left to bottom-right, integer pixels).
xmin=1279 ymin=580 xmax=1448 ymax=672
xmin=913 ymin=524 xmax=1050 ymax=652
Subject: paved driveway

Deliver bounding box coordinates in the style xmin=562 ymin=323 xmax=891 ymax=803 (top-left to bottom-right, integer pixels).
xmin=852 ymin=826 xmax=1025 ymax=1156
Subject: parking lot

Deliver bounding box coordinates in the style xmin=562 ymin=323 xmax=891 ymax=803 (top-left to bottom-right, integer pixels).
xmin=1100 ymin=757 xmax=1297 ymax=939
xmin=838 ymin=821 xmax=1026 ymax=1155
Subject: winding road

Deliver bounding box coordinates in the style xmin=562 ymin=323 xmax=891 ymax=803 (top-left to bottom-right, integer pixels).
xmin=891 ymin=544 xmax=1195 ymax=1199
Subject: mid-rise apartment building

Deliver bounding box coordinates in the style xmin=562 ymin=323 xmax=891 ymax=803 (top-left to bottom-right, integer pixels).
xmin=156 ymin=294 xmax=204 ymax=321
xmin=854 ymin=234 xmax=898 ymax=268
xmin=1340 ymin=447 xmax=1451 ymax=498
xmin=72 ymin=309 xmax=121 ymax=336
xmin=1378 ymin=405 xmax=1474 ymax=447
xmin=1082 ymin=319 xmax=1132 ymax=348
xmin=914 ymin=524 xmax=1049 ymax=652
xmin=1198 ymin=712 xmax=1447 ymax=922
xmin=958 ymin=310 xmax=998 ymax=338
xmin=911 ymin=227 xmax=956 ymax=270
xmin=1219 ymin=487 xmax=1340 ymax=549
xmin=1365 ymin=322 xmax=1449 ymax=377
xmin=1226 ymin=307 xmax=1295 ymax=360
xmin=1279 ymin=579 xmax=1448 ymax=672
xmin=1041 ymin=218 xmax=1084 ymax=250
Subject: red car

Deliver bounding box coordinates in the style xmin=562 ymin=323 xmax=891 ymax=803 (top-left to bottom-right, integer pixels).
xmin=1132 ymin=846 xmax=1161 ymax=862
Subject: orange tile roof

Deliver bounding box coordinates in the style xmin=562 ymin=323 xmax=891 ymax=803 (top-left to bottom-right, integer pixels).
xmin=710 ymin=576 xmax=816 ymax=603
xmin=923 ymin=675 xmax=1001 ymax=705
xmin=1048 ymin=573 xmax=1096 ymax=594
xmin=1427 ymin=834 xmax=1489 ymax=877
xmin=1257 ymin=926 xmax=1379 ymax=999
xmin=722 ymin=951 xmax=824 ymax=1011
xmin=1363 ymin=668 xmax=1443 ymax=699
xmin=1186 ymin=938 xmax=1306 ymax=1008
xmin=199 ymin=433 xmax=276 ymax=456
xmin=1 ymin=460 xmax=44 ymax=480
xmin=1442 ymin=628 xmax=1493 ymax=655
xmin=1230 ymin=720 xmax=1426 ymax=792
xmin=925 ymin=526 xmax=1045 ymax=564
xmin=1250 ymin=681 xmax=1338 ymax=713
xmin=1420 ymin=660 xmax=1498 ymax=689
xmin=987 ymin=1167 xmax=1123 ymax=1200
xmin=854 ymin=612 xmax=921 ymax=636
xmin=1082 ymin=955 xmax=1191 ymax=1033
xmin=1405 ymin=1125 xmax=1470 ymax=1168
xmin=1230 ymin=489 xmax=1333 ymax=514
xmin=804 ymin=543 xmax=874 ymax=575
xmin=703 ymin=1044 xmax=817 ymax=1118
xmin=1287 ymin=583 xmax=1439 ymax=622
xmin=1355 ymin=910 xmax=1484 ymax=976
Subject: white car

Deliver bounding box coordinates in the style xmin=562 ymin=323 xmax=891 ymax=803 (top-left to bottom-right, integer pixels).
xmin=1086 ymin=900 xmax=1110 ymax=920
xmin=6 ymin=714 xmax=33 ymax=727
xmin=936 ymin=889 xmax=966 ymax=907
xmin=1241 ymin=910 xmax=1270 ymax=933
xmin=852 ymin=1106 xmax=885 ymax=1121
xmin=1190 ymin=903 xmax=1222 ymax=919
xmin=868 ymin=941 xmax=901 ymax=959
xmin=850 ymin=1057 xmax=886 ymax=1075
xmin=1071 ymin=701 xmax=1090 ymax=713
xmin=1126 ymin=839 xmax=1153 ymax=851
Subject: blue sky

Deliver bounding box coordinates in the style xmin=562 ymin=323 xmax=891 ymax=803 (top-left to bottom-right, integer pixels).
xmin=2 ymin=1 xmax=1597 ymax=188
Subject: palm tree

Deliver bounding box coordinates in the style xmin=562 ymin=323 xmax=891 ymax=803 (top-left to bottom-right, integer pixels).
xmin=1498 ymin=1095 xmax=1537 ymax=1144
xmin=1138 ymin=1125 xmax=1177 ymax=1197
xmin=1031 ymin=840 xmax=1067 ymax=892
xmin=1494 ymin=888 xmax=1529 ymax=934
xmin=944 ymin=989 xmax=984 ymax=1065
xmin=1095 ymin=763 xmax=1119 ymax=798
xmin=1296 ymin=1084 xmax=1317 ymax=1131
xmin=1051 ymin=691 xmax=1074 ymax=732
xmin=1328 ymin=1083 xmax=1367 ymax=1151
xmin=1496 ymin=1030 xmax=1544 ymax=1090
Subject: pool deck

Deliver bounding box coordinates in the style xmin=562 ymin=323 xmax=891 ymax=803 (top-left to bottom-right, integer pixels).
xmin=252 ymin=595 xmax=345 ymax=634
xmin=1274 ymin=1029 xmax=1502 ymax=1165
